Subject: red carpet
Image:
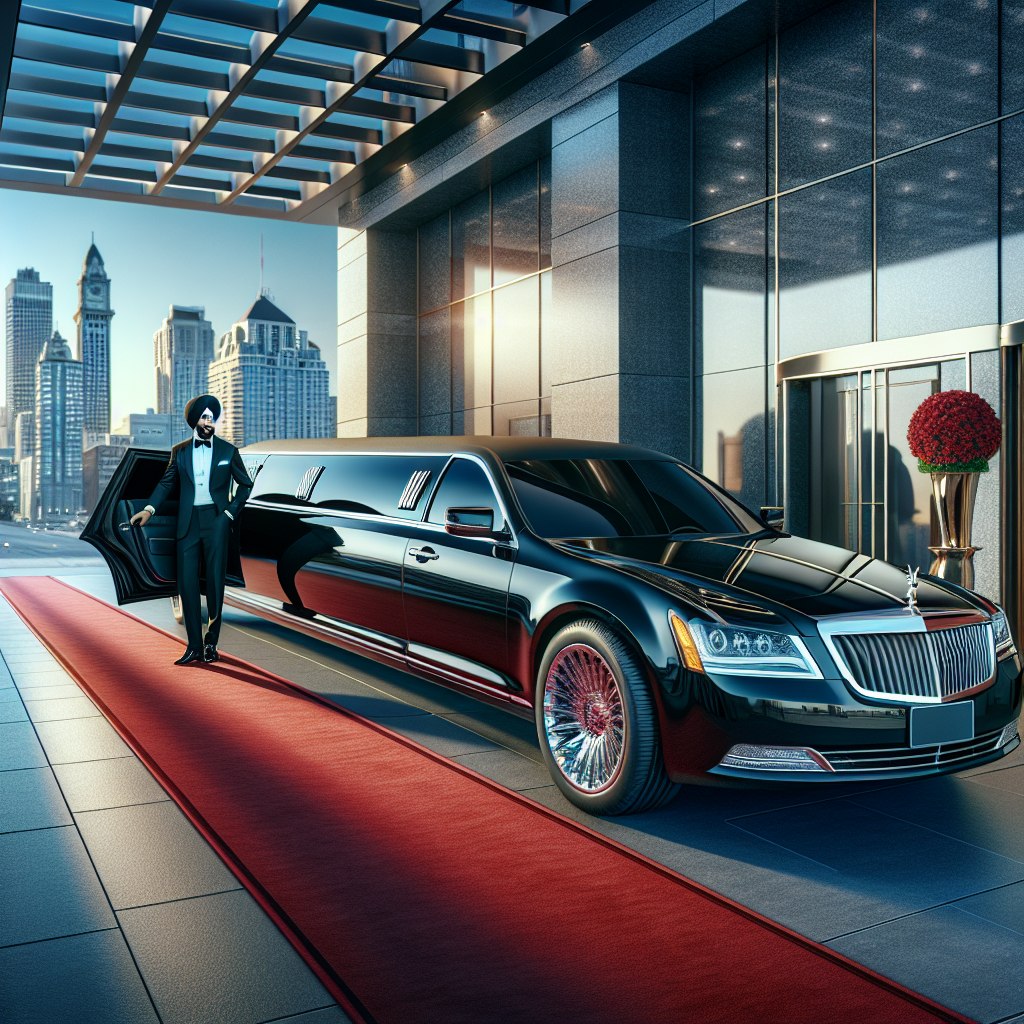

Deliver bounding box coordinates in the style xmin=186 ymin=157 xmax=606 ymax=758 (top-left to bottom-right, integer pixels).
xmin=0 ymin=576 xmax=973 ymax=1024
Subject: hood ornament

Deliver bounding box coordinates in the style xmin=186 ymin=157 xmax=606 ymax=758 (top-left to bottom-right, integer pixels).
xmin=905 ymin=565 xmax=921 ymax=614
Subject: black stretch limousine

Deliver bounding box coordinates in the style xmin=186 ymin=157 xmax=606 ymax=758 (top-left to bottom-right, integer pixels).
xmin=86 ymin=437 xmax=1022 ymax=814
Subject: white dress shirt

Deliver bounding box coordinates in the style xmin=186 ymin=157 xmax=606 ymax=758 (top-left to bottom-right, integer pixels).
xmin=192 ymin=429 xmax=214 ymax=506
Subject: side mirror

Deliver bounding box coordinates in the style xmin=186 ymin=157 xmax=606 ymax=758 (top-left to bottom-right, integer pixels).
xmin=760 ymin=506 xmax=785 ymax=530
xmin=445 ymin=507 xmax=496 ymax=537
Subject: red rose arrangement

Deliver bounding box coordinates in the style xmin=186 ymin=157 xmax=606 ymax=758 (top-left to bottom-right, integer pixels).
xmin=907 ymin=389 xmax=1001 ymax=473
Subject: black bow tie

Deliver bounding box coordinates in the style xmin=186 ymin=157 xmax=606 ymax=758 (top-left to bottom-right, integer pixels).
xmin=194 ymin=438 xmax=211 ymax=448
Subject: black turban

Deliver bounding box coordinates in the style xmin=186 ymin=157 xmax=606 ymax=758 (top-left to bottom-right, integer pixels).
xmin=184 ymin=394 xmax=221 ymax=429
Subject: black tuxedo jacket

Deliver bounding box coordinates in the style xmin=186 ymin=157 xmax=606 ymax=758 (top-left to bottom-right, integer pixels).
xmin=148 ymin=435 xmax=253 ymax=541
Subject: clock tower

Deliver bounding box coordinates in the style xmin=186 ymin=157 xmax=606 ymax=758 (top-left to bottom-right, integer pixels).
xmin=73 ymin=240 xmax=113 ymax=437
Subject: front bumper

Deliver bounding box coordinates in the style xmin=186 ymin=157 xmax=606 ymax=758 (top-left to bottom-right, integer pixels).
xmin=709 ymin=721 xmax=1020 ymax=783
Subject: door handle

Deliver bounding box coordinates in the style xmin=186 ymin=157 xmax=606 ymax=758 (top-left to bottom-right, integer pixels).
xmin=408 ymin=546 xmax=438 ymax=562
xmin=119 ymin=522 xmax=132 ymax=532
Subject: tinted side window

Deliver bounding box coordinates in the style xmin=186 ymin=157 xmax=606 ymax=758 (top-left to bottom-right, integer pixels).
xmin=313 ymin=455 xmax=449 ymax=519
xmin=427 ymin=458 xmax=502 ymax=525
xmin=249 ymin=455 xmax=315 ymax=505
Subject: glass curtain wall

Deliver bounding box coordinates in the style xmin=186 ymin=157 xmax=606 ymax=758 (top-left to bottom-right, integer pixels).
xmin=692 ymin=0 xmax=1018 ymax=514
xmin=416 ymin=159 xmax=552 ymax=437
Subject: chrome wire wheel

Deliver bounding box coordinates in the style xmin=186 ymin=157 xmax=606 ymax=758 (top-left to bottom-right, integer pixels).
xmin=543 ymin=643 xmax=625 ymax=792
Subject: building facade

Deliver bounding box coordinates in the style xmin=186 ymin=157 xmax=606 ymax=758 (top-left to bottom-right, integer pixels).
xmin=336 ymin=0 xmax=1024 ymax=646
xmin=82 ymin=434 xmax=132 ymax=514
xmin=112 ymin=408 xmax=173 ymax=448
xmin=34 ymin=330 xmax=83 ymax=523
xmin=208 ymin=295 xmax=329 ymax=447
xmin=0 ymin=453 xmax=17 ymax=520
xmin=74 ymin=243 xmax=113 ymax=435
xmin=5 ymin=268 xmax=52 ymax=422
xmin=153 ymin=305 xmax=215 ymax=442
xmin=13 ymin=410 xmax=33 ymax=464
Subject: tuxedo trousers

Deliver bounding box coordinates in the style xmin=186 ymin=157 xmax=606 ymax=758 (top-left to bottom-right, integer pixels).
xmin=177 ymin=505 xmax=230 ymax=650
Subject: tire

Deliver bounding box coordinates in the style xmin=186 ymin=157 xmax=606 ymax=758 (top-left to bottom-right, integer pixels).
xmin=170 ymin=594 xmax=183 ymax=624
xmin=535 ymin=619 xmax=679 ymax=815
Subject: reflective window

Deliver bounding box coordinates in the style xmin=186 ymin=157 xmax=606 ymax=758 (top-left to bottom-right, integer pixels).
xmin=877 ymin=126 xmax=997 ymax=340
xmin=493 ymin=278 xmax=539 ymax=405
xmin=505 ymin=459 xmax=759 ymax=539
xmin=493 ymin=164 xmax=539 ymax=286
xmin=876 ymin=0 xmax=997 ymax=156
xmin=313 ymin=455 xmax=449 ymax=520
xmin=778 ymin=0 xmax=872 ymax=190
xmin=427 ymin=458 xmax=501 ymax=525
xmin=452 ymin=190 xmax=489 ymax=302
xmin=695 ymin=205 xmax=766 ymax=375
xmin=1004 ymin=2 xmax=1024 ymax=112
xmin=779 ymin=169 xmax=872 ymax=358
xmin=250 ymin=455 xmax=318 ymax=505
xmin=699 ymin=367 xmax=767 ymax=513
xmin=416 ymin=161 xmax=551 ymax=438
xmin=694 ymin=44 xmax=767 ymax=220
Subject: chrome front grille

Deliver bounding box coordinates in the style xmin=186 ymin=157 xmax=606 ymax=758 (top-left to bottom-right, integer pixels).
xmin=831 ymin=622 xmax=994 ymax=702
xmin=821 ymin=727 xmax=1010 ymax=772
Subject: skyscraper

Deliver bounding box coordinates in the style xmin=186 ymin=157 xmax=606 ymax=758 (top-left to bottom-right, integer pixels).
xmin=74 ymin=242 xmax=113 ymax=435
xmin=208 ymin=294 xmax=329 ymax=447
xmin=34 ymin=330 xmax=83 ymax=522
xmin=153 ymin=305 xmax=214 ymax=442
xmin=5 ymin=268 xmax=53 ymax=422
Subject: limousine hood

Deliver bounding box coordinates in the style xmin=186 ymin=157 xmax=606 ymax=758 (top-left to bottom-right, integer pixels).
xmin=559 ymin=533 xmax=979 ymax=618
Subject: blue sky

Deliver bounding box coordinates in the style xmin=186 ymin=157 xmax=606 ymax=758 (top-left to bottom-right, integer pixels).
xmin=0 ymin=187 xmax=337 ymax=427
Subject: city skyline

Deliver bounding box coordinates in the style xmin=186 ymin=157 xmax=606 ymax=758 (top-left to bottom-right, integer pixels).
xmin=0 ymin=188 xmax=337 ymax=428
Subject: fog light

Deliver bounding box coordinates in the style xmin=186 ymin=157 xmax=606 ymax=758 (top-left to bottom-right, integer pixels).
xmin=997 ymin=719 xmax=1020 ymax=748
xmin=719 ymin=744 xmax=833 ymax=772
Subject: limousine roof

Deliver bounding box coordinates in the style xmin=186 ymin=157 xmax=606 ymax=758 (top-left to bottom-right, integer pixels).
xmin=241 ymin=436 xmax=675 ymax=461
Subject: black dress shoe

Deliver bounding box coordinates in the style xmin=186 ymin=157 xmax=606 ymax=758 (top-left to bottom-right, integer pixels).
xmin=203 ymin=644 xmax=219 ymax=663
xmin=174 ymin=647 xmax=204 ymax=666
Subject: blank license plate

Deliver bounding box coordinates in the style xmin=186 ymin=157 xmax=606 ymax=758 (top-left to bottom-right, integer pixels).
xmin=910 ymin=702 xmax=974 ymax=748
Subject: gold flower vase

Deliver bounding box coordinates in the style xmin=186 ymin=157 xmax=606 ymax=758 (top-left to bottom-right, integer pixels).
xmin=928 ymin=471 xmax=981 ymax=590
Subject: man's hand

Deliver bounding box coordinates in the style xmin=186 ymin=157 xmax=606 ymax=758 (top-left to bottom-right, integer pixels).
xmin=130 ymin=509 xmax=152 ymax=527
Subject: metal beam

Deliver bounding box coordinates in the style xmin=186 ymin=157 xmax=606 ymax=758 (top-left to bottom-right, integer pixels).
xmin=0 ymin=126 xmax=86 ymax=151
xmin=148 ymin=0 xmax=320 ymax=196
xmin=219 ymin=0 xmax=464 ymax=206
xmin=18 ymin=6 xmax=136 ymax=42
xmin=69 ymin=0 xmax=174 ymax=187
xmin=0 ymin=0 xmax=21 ymax=124
xmin=7 ymin=72 xmax=107 ymax=103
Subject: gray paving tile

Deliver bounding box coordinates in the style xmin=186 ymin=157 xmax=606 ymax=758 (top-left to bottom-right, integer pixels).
xmin=75 ymin=801 xmax=240 ymax=910
xmin=119 ymin=889 xmax=333 ymax=1024
xmin=0 ymin=826 xmax=115 ymax=945
xmin=53 ymin=756 xmax=169 ymax=813
xmin=0 ymin=928 xmax=159 ymax=1024
xmin=34 ymin=716 xmax=132 ymax=764
xmin=827 ymin=904 xmax=1024 ymax=1024
xmin=378 ymin=713 xmax=502 ymax=757
xmin=732 ymin=796 xmax=1024 ymax=927
xmin=319 ymin=686 xmax=431 ymax=719
xmin=450 ymin=748 xmax=556 ymax=791
xmin=273 ymin=1007 xmax=352 ymax=1023
xmin=24 ymin=695 xmax=101 ymax=723
xmin=966 ymin=764 xmax=1024 ymax=798
xmin=11 ymin=669 xmax=73 ymax=688
xmin=954 ymin=879 xmax=1024 ymax=936
xmin=443 ymin=709 xmax=542 ymax=760
xmin=16 ymin=682 xmax=87 ymax=701
xmin=0 ymin=767 xmax=72 ymax=833
xmin=849 ymin=775 xmax=1024 ymax=864
xmin=0 ymin=671 xmax=15 ymax=690
xmin=0 ymin=721 xmax=48 ymax=771
xmin=0 ymin=695 xmax=28 ymax=723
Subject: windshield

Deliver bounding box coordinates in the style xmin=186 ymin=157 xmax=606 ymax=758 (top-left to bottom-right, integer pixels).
xmin=504 ymin=459 xmax=763 ymax=539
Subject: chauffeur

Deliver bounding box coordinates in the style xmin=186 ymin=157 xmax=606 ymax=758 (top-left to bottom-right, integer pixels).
xmin=130 ymin=394 xmax=253 ymax=665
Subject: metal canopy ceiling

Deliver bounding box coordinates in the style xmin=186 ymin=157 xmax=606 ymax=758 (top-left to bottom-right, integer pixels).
xmin=0 ymin=0 xmax=590 ymax=220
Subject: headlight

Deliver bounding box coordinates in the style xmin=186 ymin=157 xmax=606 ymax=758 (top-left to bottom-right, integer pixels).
xmin=681 ymin=620 xmax=822 ymax=679
xmin=992 ymin=609 xmax=1017 ymax=660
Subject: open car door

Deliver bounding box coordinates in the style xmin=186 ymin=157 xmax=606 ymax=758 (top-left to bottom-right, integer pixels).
xmin=81 ymin=447 xmax=243 ymax=605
